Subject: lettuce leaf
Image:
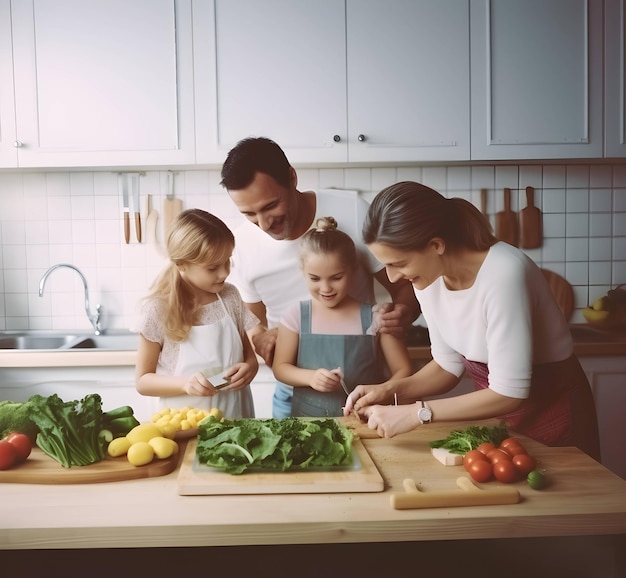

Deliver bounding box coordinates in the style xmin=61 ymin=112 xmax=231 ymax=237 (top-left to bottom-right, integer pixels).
xmin=196 ymin=417 xmax=354 ymax=474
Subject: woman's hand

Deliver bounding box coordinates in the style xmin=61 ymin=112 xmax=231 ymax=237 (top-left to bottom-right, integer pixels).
xmin=310 ymin=368 xmax=341 ymax=393
xmin=343 ymin=382 xmax=395 ymax=416
xmin=219 ymin=363 xmax=256 ymax=391
xmin=362 ymin=403 xmax=420 ymax=438
xmin=183 ymin=372 xmax=214 ymax=396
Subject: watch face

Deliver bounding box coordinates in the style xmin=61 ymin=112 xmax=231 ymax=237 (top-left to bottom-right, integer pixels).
xmin=418 ymin=407 xmax=432 ymax=424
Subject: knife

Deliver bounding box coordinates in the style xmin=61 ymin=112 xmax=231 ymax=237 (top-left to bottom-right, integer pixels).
xmin=132 ymin=173 xmax=142 ymax=243
xmin=121 ymin=174 xmax=130 ymax=244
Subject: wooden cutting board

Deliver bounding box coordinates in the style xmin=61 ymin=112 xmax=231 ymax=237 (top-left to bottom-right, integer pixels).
xmin=541 ymin=268 xmax=574 ymax=322
xmin=520 ymin=186 xmax=543 ymax=248
xmin=0 ymin=447 xmax=180 ymax=485
xmin=177 ymin=436 xmax=384 ymax=495
xmin=496 ymin=188 xmax=519 ymax=246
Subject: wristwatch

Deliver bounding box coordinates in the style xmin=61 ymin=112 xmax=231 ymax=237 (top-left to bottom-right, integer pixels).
xmin=417 ymin=400 xmax=432 ymax=425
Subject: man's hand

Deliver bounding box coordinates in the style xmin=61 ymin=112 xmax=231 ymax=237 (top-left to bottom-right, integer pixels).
xmin=374 ymin=302 xmax=413 ymax=337
xmin=251 ymin=327 xmax=278 ymax=366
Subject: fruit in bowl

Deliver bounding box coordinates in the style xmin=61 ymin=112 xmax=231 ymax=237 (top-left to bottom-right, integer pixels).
xmin=583 ymin=286 xmax=626 ymax=328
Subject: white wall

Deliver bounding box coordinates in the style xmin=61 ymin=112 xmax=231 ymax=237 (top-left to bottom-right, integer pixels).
xmin=0 ymin=162 xmax=625 ymax=332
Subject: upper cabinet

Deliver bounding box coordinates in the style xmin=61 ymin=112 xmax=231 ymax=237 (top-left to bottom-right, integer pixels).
xmin=605 ymin=0 xmax=626 ymax=157
xmin=196 ymin=0 xmax=470 ymax=165
xmin=470 ymin=0 xmax=604 ymax=160
xmin=1 ymin=0 xmax=196 ymax=168
xmin=0 ymin=0 xmax=17 ymax=166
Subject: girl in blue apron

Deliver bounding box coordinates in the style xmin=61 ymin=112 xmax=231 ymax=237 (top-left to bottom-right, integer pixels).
xmin=272 ymin=217 xmax=413 ymax=417
xmin=135 ymin=209 xmax=259 ymax=419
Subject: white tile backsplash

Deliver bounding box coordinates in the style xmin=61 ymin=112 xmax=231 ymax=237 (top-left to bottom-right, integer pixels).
xmin=0 ymin=163 xmax=625 ymax=331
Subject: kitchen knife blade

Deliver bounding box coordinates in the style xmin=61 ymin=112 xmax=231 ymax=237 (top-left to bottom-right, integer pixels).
xmin=132 ymin=173 xmax=142 ymax=243
xmin=121 ymin=174 xmax=130 ymax=244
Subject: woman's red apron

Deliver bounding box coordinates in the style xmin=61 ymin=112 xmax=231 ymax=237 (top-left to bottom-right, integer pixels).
xmin=462 ymin=355 xmax=601 ymax=461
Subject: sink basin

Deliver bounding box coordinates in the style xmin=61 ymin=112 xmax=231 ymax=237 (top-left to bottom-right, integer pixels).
xmin=0 ymin=331 xmax=138 ymax=351
xmin=0 ymin=334 xmax=81 ymax=350
xmin=70 ymin=334 xmax=139 ymax=350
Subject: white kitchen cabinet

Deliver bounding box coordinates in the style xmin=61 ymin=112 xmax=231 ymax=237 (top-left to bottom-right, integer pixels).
xmin=0 ymin=0 xmax=17 ymax=166
xmin=196 ymin=0 xmax=470 ymax=165
xmin=605 ymin=0 xmax=626 ymax=157
xmin=581 ymin=356 xmax=626 ymax=481
xmin=470 ymin=0 xmax=604 ymax=160
xmin=3 ymin=0 xmax=196 ymax=168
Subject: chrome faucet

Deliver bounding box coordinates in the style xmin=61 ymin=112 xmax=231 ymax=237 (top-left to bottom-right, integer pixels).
xmin=39 ymin=264 xmax=103 ymax=335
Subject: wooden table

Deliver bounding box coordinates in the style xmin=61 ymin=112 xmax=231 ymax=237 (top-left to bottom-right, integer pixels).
xmin=2 ymin=420 xmax=626 ymax=577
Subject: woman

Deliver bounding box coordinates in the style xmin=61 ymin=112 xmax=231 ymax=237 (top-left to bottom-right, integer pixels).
xmin=344 ymin=182 xmax=600 ymax=460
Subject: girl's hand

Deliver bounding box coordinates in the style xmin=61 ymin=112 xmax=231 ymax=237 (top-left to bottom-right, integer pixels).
xmin=310 ymin=368 xmax=341 ymax=392
xmin=183 ymin=372 xmax=215 ymax=397
xmin=218 ymin=363 xmax=256 ymax=391
xmin=343 ymin=382 xmax=395 ymax=417
xmin=361 ymin=403 xmax=419 ymax=438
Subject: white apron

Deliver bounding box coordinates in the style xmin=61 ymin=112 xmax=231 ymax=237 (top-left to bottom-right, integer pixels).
xmin=157 ymin=294 xmax=255 ymax=418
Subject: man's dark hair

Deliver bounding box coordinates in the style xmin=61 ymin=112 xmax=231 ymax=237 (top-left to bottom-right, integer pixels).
xmin=220 ymin=137 xmax=292 ymax=190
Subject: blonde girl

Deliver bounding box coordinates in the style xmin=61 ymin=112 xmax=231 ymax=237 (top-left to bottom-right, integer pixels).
xmin=273 ymin=217 xmax=413 ymax=417
xmin=135 ymin=209 xmax=259 ymax=418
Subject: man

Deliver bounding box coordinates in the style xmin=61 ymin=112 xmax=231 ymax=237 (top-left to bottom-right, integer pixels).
xmin=221 ymin=137 xmax=420 ymax=418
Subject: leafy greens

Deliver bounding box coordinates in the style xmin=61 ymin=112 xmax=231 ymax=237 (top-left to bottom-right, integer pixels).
xmin=428 ymin=421 xmax=509 ymax=455
xmin=196 ymin=417 xmax=354 ymax=475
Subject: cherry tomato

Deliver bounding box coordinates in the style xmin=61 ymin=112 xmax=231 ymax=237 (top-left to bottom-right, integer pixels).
xmin=5 ymin=432 xmax=32 ymax=462
xmin=499 ymin=438 xmax=527 ymax=455
xmin=499 ymin=437 xmax=521 ymax=450
xmin=463 ymin=449 xmax=488 ymax=472
xmin=476 ymin=442 xmax=496 ymax=456
xmin=0 ymin=439 xmax=17 ymax=470
xmin=467 ymin=460 xmax=493 ymax=483
xmin=512 ymin=453 xmax=537 ymax=476
xmin=493 ymin=459 xmax=521 ymax=483
xmin=487 ymin=448 xmax=512 ymax=464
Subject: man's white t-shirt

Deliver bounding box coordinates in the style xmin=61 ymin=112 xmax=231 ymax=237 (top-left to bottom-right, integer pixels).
xmin=230 ymin=189 xmax=381 ymax=328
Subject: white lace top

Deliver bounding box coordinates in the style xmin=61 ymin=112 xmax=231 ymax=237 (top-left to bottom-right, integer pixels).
xmin=134 ymin=283 xmax=259 ymax=375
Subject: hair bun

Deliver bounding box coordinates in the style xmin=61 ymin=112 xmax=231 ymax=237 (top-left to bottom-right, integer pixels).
xmin=314 ymin=216 xmax=338 ymax=232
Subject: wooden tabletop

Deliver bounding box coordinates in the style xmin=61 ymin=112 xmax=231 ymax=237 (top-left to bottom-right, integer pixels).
xmin=1 ymin=419 xmax=626 ymax=551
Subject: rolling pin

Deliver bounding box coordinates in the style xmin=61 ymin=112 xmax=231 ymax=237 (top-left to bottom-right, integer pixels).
xmin=390 ymin=476 xmax=520 ymax=510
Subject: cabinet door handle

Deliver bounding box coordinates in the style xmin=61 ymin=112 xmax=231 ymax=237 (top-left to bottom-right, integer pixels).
xmin=357 ymin=134 xmax=367 ymax=142
xmin=333 ymin=134 xmax=341 ymax=142
xmin=13 ymin=140 xmax=23 ymax=148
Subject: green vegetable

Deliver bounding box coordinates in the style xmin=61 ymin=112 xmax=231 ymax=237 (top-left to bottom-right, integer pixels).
xmin=429 ymin=421 xmax=509 ymax=455
xmin=103 ymin=406 xmax=140 ymax=437
xmin=527 ymin=469 xmax=547 ymax=490
xmin=0 ymin=400 xmax=39 ymax=442
xmin=27 ymin=393 xmax=108 ymax=468
xmin=196 ymin=417 xmax=354 ymax=475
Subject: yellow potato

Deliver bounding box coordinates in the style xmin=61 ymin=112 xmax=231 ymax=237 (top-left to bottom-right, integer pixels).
xmin=107 ymin=436 xmax=131 ymax=457
xmin=148 ymin=436 xmax=179 ymax=459
xmin=127 ymin=441 xmax=155 ymax=466
xmin=126 ymin=423 xmax=163 ymax=445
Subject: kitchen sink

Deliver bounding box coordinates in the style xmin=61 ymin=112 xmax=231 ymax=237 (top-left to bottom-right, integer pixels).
xmin=0 ymin=331 xmax=138 ymax=351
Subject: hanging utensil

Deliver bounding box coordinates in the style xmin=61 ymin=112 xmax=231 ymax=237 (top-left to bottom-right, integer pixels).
xmin=163 ymin=171 xmax=183 ymax=238
xmin=480 ymin=188 xmax=488 ymax=216
xmin=495 ymin=187 xmax=519 ymax=246
xmin=119 ymin=173 xmax=130 ymax=244
xmin=520 ymin=186 xmax=543 ymax=249
xmin=132 ymin=173 xmax=142 ymax=243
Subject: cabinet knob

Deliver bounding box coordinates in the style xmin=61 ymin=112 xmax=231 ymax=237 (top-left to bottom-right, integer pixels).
xmin=333 ymin=135 xmax=341 ymax=142
xmin=13 ymin=140 xmax=23 ymax=148
xmin=357 ymin=134 xmax=367 ymax=142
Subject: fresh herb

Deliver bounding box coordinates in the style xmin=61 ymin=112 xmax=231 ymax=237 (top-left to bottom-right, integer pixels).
xmin=196 ymin=417 xmax=354 ymax=475
xmin=27 ymin=393 xmax=109 ymax=468
xmin=429 ymin=421 xmax=509 ymax=455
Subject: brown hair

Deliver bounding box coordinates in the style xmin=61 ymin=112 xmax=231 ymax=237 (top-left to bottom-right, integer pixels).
xmin=363 ymin=181 xmax=496 ymax=252
xmin=146 ymin=209 xmax=235 ymax=341
xmin=299 ymin=217 xmax=357 ymax=269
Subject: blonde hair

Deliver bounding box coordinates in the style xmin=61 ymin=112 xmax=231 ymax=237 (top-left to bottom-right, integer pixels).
xmin=299 ymin=216 xmax=357 ymax=269
xmin=146 ymin=209 xmax=234 ymax=341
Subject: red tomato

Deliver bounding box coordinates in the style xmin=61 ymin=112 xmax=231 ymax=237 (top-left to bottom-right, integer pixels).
xmin=463 ymin=449 xmax=488 ymax=472
xmin=487 ymin=448 xmax=512 ymax=464
xmin=512 ymin=453 xmax=537 ymax=476
xmin=5 ymin=432 xmax=32 ymax=462
xmin=476 ymin=442 xmax=496 ymax=456
xmin=0 ymin=439 xmax=17 ymax=470
xmin=493 ymin=459 xmax=521 ymax=483
xmin=499 ymin=437 xmax=528 ymax=454
xmin=467 ymin=460 xmax=493 ymax=483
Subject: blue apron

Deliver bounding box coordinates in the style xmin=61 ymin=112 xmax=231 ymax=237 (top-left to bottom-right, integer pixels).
xmin=290 ymin=300 xmax=382 ymax=417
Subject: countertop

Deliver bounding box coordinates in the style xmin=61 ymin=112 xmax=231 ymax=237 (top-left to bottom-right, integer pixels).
xmin=1 ymin=324 xmax=624 ymax=368
xmin=2 ymin=419 xmax=626 ymax=551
